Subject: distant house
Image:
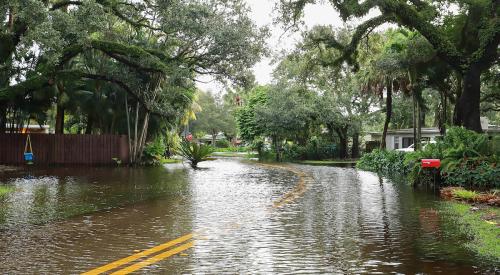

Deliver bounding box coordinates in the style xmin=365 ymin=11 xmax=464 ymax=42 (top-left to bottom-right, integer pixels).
xmin=5 ymin=124 xmax=50 ymax=134
xmin=367 ymin=124 xmax=500 ymax=150
xmin=198 ymin=133 xmax=226 ymax=145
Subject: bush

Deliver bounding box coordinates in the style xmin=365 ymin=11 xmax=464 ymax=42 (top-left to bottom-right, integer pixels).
xmin=142 ymin=137 xmax=166 ymax=166
xmin=177 ymin=141 xmax=213 ymax=168
xmin=451 ymin=188 xmax=478 ymax=200
xmin=359 ymin=127 xmax=499 ymax=188
xmin=357 ymin=149 xmax=409 ymax=175
xmin=444 ymin=160 xmax=499 ymax=188
xmin=215 ymin=139 xmax=231 ymax=148
xmin=282 ymin=137 xmax=337 ymax=161
xmin=405 ymin=127 xmax=499 ymax=188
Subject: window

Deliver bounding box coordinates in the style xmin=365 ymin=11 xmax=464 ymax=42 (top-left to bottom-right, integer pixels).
xmin=394 ymin=136 xmax=400 ymax=149
xmin=402 ymin=137 xmax=414 ymax=148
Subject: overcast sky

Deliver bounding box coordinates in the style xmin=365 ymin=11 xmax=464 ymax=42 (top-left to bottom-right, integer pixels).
xmin=196 ymin=1 xmax=347 ymax=93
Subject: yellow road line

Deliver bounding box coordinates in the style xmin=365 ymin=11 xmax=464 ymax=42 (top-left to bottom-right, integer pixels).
xmin=81 ymin=233 xmax=193 ymax=275
xmin=257 ymin=163 xmax=310 ymax=208
xmin=110 ymin=241 xmax=195 ymax=275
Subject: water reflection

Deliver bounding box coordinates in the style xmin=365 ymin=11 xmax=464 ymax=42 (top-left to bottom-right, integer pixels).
xmin=0 ymin=159 xmax=496 ymax=274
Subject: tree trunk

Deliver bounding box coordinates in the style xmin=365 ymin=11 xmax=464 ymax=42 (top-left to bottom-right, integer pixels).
xmin=0 ymin=102 xmax=6 ymax=133
xmin=211 ymin=131 xmax=217 ymax=147
xmin=125 ymin=97 xmax=132 ymax=164
xmin=55 ymin=82 xmax=65 ymax=134
xmin=409 ymin=68 xmax=422 ymax=151
xmin=416 ymin=95 xmax=422 ymax=151
xmin=351 ymin=131 xmax=360 ymax=159
xmin=55 ymin=105 xmax=65 ymax=134
xmin=438 ymin=89 xmax=447 ymax=135
xmin=453 ymin=65 xmax=482 ymax=132
xmin=273 ymin=135 xmax=281 ymax=162
xmin=85 ymin=114 xmax=93 ymax=134
xmin=380 ymin=78 xmax=392 ymax=149
xmin=335 ymin=127 xmax=348 ymax=159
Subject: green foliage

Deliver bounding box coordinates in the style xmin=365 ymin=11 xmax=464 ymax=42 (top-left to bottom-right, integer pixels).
xmin=215 ymin=139 xmax=231 ymax=148
xmin=451 ymin=189 xmax=479 ymax=201
xmin=0 ymin=185 xmax=14 ymax=197
xmin=360 ymin=127 xmax=499 ymax=188
xmin=444 ymin=161 xmax=499 ymax=188
xmin=191 ymin=91 xmax=237 ymax=141
xmin=142 ymin=137 xmax=166 ymax=166
xmin=1 ymin=0 xmax=267 ymax=152
xmin=177 ymin=141 xmax=213 ymax=168
xmin=357 ymin=149 xmax=410 ymax=175
xmin=405 ymin=127 xmax=499 ymax=188
xmin=440 ymin=202 xmax=500 ymax=262
xmin=235 ymin=86 xmax=268 ymax=141
xmin=214 ymin=146 xmax=249 ymax=153
xmin=283 ymin=137 xmax=337 ymax=161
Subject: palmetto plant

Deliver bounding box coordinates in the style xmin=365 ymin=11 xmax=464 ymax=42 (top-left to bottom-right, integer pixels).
xmin=177 ymin=141 xmax=213 ymax=168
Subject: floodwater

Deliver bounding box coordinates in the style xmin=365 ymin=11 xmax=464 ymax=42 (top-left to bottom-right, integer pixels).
xmin=0 ymin=158 xmax=497 ymax=274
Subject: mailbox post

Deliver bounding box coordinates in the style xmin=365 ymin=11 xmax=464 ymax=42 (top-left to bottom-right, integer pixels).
xmin=421 ymin=159 xmax=441 ymax=188
xmin=421 ymin=159 xmax=440 ymax=168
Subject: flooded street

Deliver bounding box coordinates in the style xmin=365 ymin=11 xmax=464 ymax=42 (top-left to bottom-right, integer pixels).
xmin=0 ymin=158 xmax=497 ymax=274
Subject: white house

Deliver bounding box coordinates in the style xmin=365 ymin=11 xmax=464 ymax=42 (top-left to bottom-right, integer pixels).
xmin=366 ymin=119 xmax=500 ymax=150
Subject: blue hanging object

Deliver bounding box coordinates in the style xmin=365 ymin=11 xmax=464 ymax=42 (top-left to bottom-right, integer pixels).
xmin=24 ymin=134 xmax=34 ymax=164
xmin=24 ymin=152 xmax=33 ymax=161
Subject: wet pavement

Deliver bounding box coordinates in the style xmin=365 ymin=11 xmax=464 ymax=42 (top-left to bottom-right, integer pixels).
xmin=0 ymin=158 xmax=498 ymax=274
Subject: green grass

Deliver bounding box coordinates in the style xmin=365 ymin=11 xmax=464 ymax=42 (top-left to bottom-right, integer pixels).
xmin=160 ymin=158 xmax=182 ymax=164
xmin=0 ymin=185 xmax=14 ymax=197
xmin=212 ymin=146 xmax=249 ymax=153
xmin=452 ymin=189 xmax=479 ymax=200
xmin=441 ymin=202 xmax=500 ymax=261
xmin=299 ymin=160 xmax=357 ymax=165
xmin=211 ymin=151 xmax=258 ymax=158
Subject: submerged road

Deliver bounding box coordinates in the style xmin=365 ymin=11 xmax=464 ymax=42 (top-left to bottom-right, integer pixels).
xmin=0 ymin=158 xmax=497 ymax=273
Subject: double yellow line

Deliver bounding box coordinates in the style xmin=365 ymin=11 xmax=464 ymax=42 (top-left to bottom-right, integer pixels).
xmin=82 ymin=233 xmax=195 ymax=275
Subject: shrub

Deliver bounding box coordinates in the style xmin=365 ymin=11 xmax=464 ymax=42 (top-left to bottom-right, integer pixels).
xmin=142 ymin=137 xmax=166 ymax=166
xmin=358 ymin=127 xmax=500 ymax=188
xmin=215 ymin=139 xmax=231 ymax=148
xmin=357 ymin=149 xmax=409 ymax=175
xmin=451 ymin=188 xmax=478 ymax=201
xmin=177 ymin=141 xmax=213 ymax=168
xmin=443 ymin=160 xmax=499 ymax=188
xmin=282 ymin=137 xmax=337 ymax=161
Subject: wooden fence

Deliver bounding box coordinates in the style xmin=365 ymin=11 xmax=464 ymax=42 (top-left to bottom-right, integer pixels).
xmin=0 ymin=134 xmax=129 ymax=165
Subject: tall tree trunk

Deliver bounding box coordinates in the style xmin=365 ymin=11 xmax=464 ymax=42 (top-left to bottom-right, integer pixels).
xmin=437 ymin=90 xmax=447 ymax=136
xmin=55 ymin=106 xmax=65 ymax=134
xmin=409 ymin=68 xmax=421 ymax=151
xmin=85 ymin=114 xmax=93 ymax=134
xmin=453 ymin=65 xmax=482 ymax=132
xmin=380 ymin=78 xmax=392 ymax=149
xmin=125 ymin=97 xmax=132 ymax=163
xmin=136 ymin=111 xmax=150 ymax=161
xmin=335 ymin=127 xmax=348 ymax=159
xmin=132 ymin=101 xmax=139 ymax=163
xmin=211 ymin=130 xmax=217 ymax=147
xmin=273 ymin=135 xmax=281 ymax=162
xmin=0 ymin=102 xmax=6 ymax=133
xmin=55 ymin=82 xmax=65 ymax=134
xmin=416 ymin=97 xmax=422 ymax=150
xmin=351 ymin=131 xmax=360 ymax=159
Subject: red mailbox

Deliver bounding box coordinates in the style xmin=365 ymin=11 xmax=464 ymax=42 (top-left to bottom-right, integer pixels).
xmin=421 ymin=159 xmax=440 ymax=168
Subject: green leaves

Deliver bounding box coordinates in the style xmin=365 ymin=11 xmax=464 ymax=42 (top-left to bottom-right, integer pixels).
xmin=177 ymin=141 xmax=213 ymax=168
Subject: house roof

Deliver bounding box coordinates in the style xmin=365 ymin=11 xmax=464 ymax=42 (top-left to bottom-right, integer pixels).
xmin=369 ymin=126 xmax=500 ymax=135
xmin=386 ymin=128 xmax=441 ymax=135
